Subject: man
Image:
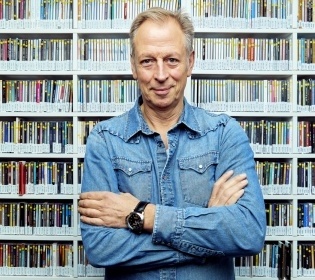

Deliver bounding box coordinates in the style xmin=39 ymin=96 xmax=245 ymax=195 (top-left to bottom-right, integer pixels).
xmin=78 ymin=7 xmax=266 ymax=280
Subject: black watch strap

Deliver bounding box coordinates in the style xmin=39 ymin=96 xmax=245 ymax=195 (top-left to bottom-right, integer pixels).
xmin=134 ymin=201 xmax=149 ymax=213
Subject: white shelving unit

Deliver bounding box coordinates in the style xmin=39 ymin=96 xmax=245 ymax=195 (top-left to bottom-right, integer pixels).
xmin=0 ymin=0 xmax=315 ymax=279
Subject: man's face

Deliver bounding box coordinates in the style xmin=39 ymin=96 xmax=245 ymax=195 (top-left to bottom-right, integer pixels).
xmin=131 ymin=18 xmax=194 ymax=111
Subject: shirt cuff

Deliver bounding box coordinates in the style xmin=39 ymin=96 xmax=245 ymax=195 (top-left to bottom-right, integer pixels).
xmin=152 ymin=204 xmax=183 ymax=247
xmin=152 ymin=204 xmax=224 ymax=259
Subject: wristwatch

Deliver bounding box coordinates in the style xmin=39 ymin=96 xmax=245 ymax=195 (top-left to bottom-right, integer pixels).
xmin=125 ymin=201 xmax=149 ymax=234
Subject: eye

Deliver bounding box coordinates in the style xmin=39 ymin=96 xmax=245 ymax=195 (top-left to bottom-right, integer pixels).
xmin=167 ymin=58 xmax=179 ymax=65
xmin=140 ymin=59 xmax=153 ymax=66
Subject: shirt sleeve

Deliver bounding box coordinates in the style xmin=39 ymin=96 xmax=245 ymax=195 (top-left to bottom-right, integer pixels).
xmin=152 ymin=118 xmax=266 ymax=258
xmin=80 ymin=127 xmax=205 ymax=270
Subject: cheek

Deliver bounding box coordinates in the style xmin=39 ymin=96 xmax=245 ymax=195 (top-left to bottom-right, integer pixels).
xmin=136 ymin=69 xmax=153 ymax=82
xmin=172 ymin=72 xmax=188 ymax=87
xmin=170 ymin=67 xmax=189 ymax=81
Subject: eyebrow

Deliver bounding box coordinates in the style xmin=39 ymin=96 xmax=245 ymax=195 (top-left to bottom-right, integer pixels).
xmin=138 ymin=52 xmax=181 ymax=59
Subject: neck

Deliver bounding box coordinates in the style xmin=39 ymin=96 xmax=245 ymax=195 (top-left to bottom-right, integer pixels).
xmin=141 ymin=104 xmax=182 ymax=132
xmin=141 ymin=103 xmax=183 ymax=148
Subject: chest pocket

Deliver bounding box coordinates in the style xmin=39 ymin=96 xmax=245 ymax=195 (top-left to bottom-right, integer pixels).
xmin=178 ymin=152 xmax=219 ymax=207
xmin=113 ymin=157 xmax=152 ymax=201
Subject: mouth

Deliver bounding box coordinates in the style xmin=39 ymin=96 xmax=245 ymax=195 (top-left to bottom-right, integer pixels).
xmin=152 ymin=87 xmax=172 ymax=95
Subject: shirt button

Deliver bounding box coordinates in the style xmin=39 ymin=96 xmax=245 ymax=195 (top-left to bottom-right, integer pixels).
xmin=128 ymin=168 xmax=132 ymax=172
xmin=199 ymin=164 xmax=203 ymax=169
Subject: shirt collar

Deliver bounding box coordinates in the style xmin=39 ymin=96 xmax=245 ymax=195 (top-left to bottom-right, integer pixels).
xmin=123 ymin=96 xmax=204 ymax=142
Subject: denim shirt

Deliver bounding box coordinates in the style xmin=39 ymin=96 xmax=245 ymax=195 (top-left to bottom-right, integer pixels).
xmin=81 ymin=97 xmax=266 ymax=280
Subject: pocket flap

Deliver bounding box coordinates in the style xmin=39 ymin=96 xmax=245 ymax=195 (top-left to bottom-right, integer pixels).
xmin=113 ymin=157 xmax=152 ymax=176
xmin=179 ymin=152 xmax=219 ymax=174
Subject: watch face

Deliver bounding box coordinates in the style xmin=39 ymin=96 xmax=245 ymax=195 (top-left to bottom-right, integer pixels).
xmin=126 ymin=212 xmax=144 ymax=233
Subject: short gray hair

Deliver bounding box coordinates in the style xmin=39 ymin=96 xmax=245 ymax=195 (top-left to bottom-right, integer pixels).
xmin=129 ymin=7 xmax=194 ymax=56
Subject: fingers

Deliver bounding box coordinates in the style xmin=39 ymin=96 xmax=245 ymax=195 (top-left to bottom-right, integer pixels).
xmin=78 ymin=197 xmax=99 ymax=207
xmin=209 ymin=170 xmax=234 ymax=203
xmin=78 ymin=200 xmax=103 ymax=226
xmin=78 ymin=196 xmax=105 ymax=224
xmin=225 ymin=189 xmax=245 ymax=206
xmin=208 ymin=172 xmax=248 ymax=207
xmin=78 ymin=191 xmax=137 ymax=228
xmin=80 ymin=215 xmax=104 ymax=226
xmin=78 ymin=204 xmax=101 ymax=218
xmin=79 ymin=191 xmax=107 ymax=200
xmin=79 ymin=200 xmax=114 ymax=227
xmin=211 ymin=170 xmax=234 ymax=195
xmin=78 ymin=201 xmax=105 ymax=226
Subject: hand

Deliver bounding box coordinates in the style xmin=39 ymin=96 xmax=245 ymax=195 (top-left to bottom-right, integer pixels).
xmin=208 ymin=170 xmax=247 ymax=207
xmin=78 ymin=191 xmax=139 ymax=227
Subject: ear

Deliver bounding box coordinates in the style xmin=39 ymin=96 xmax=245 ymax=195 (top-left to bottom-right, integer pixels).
xmin=130 ymin=55 xmax=138 ymax=79
xmin=187 ymin=50 xmax=195 ymax=77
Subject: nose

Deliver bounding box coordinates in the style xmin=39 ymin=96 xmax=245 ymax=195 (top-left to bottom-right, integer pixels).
xmin=154 ymin=60 xmax=168 ymax=82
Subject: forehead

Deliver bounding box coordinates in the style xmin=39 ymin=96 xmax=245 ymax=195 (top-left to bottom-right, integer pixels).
xmin=133 ymin=19 xmax=186 ymax=56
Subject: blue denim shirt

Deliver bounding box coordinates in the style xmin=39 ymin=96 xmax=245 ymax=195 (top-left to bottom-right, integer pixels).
xmin=81 ymin=97 xmax=266 ymax=280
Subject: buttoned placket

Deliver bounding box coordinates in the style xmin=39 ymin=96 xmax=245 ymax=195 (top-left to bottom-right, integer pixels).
xmin=155 ymin=129 xmax=179 ymax=207
xmin=155 ymin=130 xmax=179 ymax=280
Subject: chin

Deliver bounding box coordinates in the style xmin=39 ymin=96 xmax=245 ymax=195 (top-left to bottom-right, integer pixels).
xmin=156 ymin=99 xmax=180 ymax=109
